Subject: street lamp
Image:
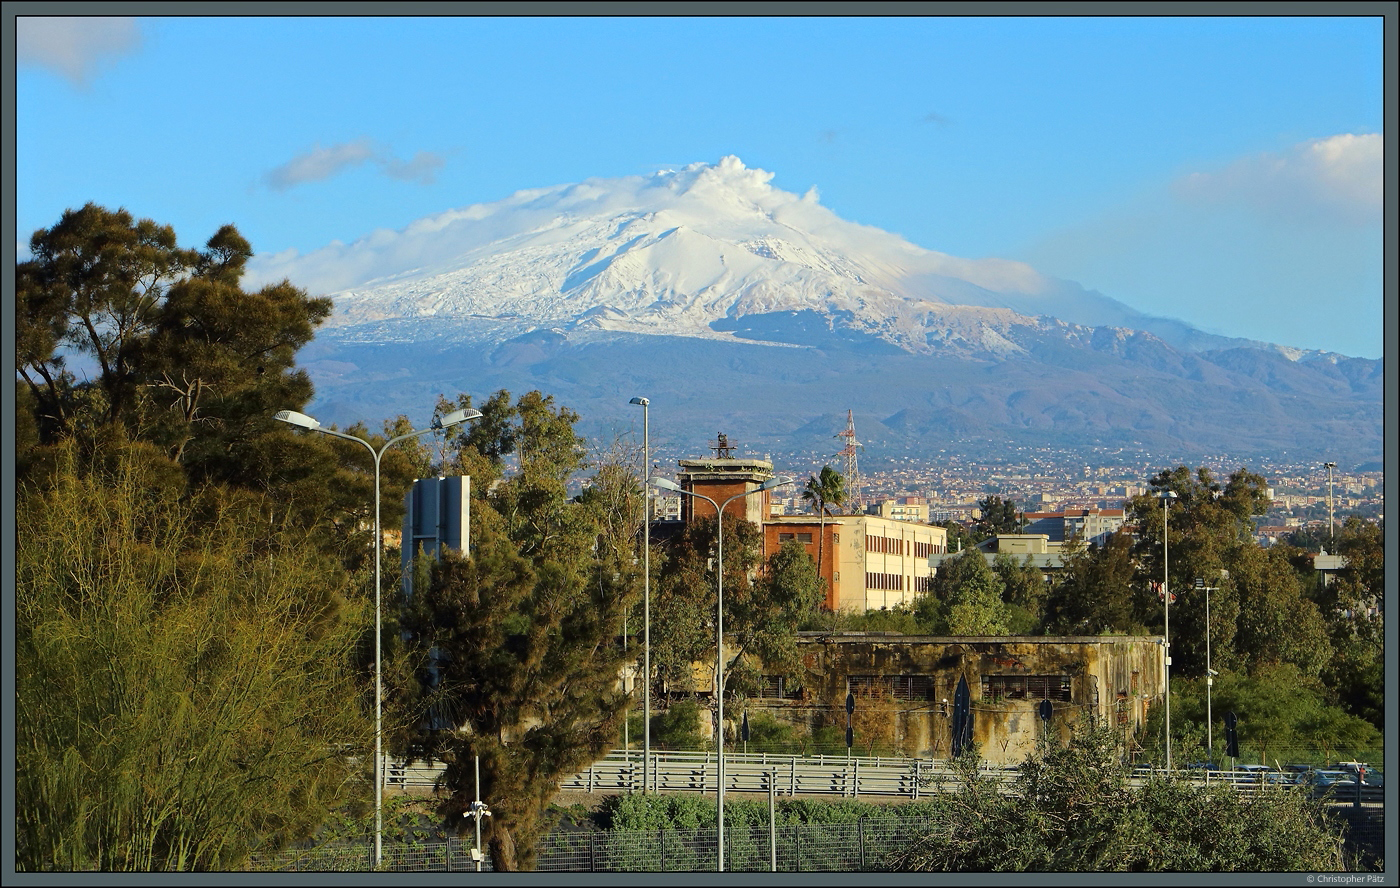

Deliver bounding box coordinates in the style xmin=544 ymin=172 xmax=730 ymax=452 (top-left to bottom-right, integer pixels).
xmin=1195 ymin=573 xmax=1224 ymax=762
xmin=649 ymin=473 xmax=794 ymax=872
xmin=628 ymin=397 xmax=651 ymax=794
xmin=1158 ymin=489 xmax=1177 ymax=773
xmin=273 ymin=405 xmax=482 ymax=867
xmin=1324 ymin=462 xmax=1337 ymax=550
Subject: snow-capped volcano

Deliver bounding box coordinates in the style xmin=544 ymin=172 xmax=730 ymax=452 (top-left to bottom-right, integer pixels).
xmin=263 ymin=158 xmax=1380 ymax=466
xmin=254 ymin=156 xmax=1226 ymax=356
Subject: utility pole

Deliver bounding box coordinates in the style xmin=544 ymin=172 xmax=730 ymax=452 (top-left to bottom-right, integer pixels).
xmin=1324 ymin=462 xmax=1337 ymax=550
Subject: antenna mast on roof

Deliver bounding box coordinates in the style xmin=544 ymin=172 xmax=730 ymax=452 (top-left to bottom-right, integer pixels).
xmin=835 ymin=410 xmax=865 ymax=513
xmin=712 ymin=432 xmax=735 ymax=459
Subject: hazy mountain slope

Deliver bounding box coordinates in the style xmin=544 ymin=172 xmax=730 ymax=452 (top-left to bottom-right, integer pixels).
xmin=264 ymin=157 xmax=1381 ymax=466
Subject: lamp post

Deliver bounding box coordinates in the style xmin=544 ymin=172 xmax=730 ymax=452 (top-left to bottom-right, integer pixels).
xmin=649 ymin=473 xmax=794 ymax=872
xmin=1195 ymin=575 xmax=1221 ymax=762
xmin=274 ymin=406 xmax=482 ymax=867
xmin=1324 ymin=462 xmax=1336 ymax=550
xmin=1158 ymin=489 xmax=1177 ymax=773
xmin=629 ymin=397 xmax=651 ymax=794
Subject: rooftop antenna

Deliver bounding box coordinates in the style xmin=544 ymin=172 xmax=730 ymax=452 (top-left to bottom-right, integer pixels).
xmin=712 ymin=432 xmax=736 ymax=459
xmin=835 ymin=409 xmax=865 ymax=513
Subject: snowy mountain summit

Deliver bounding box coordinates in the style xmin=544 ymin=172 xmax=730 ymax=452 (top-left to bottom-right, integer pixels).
xmin=299 ymin=156 xmax=1215 ymax=356
xmin=276 ymin=157 xmax=1379 ymax=465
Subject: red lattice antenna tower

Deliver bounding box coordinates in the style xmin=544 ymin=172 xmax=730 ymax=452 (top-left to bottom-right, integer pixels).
xmin=834 ymin=409 xmax=865 ymax=513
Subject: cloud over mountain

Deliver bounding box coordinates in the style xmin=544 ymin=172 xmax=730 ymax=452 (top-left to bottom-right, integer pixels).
xmin=1173 ymin=133 xmax=1383 ymax=226
xmin=251 ymin=155 xmax=1204 ymax=353
xmin=255 ymin=157 xmax=1379 ymax=466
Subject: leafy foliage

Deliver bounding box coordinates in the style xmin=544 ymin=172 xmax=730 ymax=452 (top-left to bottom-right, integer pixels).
xmin=15 ymin=438 xmax=370 ymax=871
xmin=1042 ymin=531 xmax=1143 ymax=635
xmin=396 ymin=390 xmax=639 ymax=870
xmin=17 ymin=204 xmax=331 ymax=487
xmin=925 ymin=549 xmax=1009 ymax=635
xmin=973 ymin=494 xmax=1023 ymax=538
xmin=1144 ymin=666 xmax=1383 ymax=767
xmin=649 ymin=519 xmax=822 ymax=731
xmin=891 ymin=720 xmax=1347 ymax=872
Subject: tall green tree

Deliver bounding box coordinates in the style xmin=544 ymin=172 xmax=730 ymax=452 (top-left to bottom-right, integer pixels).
xmin=1309 ymin=516 xmax=1384 ymax=730
xmin=1042 ymin=531 xmax=1144 ymax=636
xmin=17 ymin=203 xmax=198 ymax=437
xmin=16 ymin=438 xmax=371 ymax=871
xmin=14 ymin=204 xmax=372 ymax=569
xmin=1126 ymin=466 xmax=1319 ymax=678
xmin=973 ymin=494 xmax=1023 ymax=538
xmin=16 ymin=204 xmax=331 ymax=481
xmin=650 ymin=519 xmax=822 ymax=740
xmin=801 ymin=464 xmax=846 ymax=583
xmin=721 ymin=537 xmax=824 ymax=699
xmin=926 ymin=549 xmax=1009 ymax=635
xmin=395 ymin=391 xmax=638 ymax=871
xmin=993 ymin=552 xmax=1047 ymax=633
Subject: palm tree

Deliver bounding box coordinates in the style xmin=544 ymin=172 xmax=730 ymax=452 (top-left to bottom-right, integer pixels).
xmin=802 ymin=465 xmax=847 ymax=593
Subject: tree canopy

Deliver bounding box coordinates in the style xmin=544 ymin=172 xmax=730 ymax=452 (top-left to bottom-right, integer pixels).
xmin=892 ymin=721 xmax=1347 ymax=872
xmin=16 ymin=438 xmax=370 ymax=871
xmin=394 ymin=390 xmax=639 ymax=871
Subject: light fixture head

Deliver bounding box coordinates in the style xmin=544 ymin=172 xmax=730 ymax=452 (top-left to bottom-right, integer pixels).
xmin=274 ymin=409 xmax=320 ymax=430
xmin=629 ymin=397 xmax=649 ymax=406
xmin=435 ymin=407 xmax=484 ymax=430
xmin=649 ymin=477 xmax=682 ymax=493
xmin=1159 ymin=489 xmax=1178 ymax=502
xmin=759 ymin=476 xmax=796 ymax=492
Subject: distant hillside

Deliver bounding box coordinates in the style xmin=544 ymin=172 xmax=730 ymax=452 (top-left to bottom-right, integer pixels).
xmin=251 ymin=157 xmax=1380 ymax=466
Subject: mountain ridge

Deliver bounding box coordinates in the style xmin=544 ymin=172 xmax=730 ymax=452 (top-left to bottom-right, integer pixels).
xmin=264 ymin=157 xmax=1380 ymax=466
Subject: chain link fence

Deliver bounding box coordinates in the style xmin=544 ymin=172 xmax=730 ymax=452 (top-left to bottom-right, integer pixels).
xmin=247 ymin=801 xmax=1380 ymax=873
xmin=247 ymin=816 xmax=935 ymax=872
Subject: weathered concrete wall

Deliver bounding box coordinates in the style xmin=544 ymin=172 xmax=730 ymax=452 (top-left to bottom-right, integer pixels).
xmin=749 ymin=634 xmax=1165 ymax=766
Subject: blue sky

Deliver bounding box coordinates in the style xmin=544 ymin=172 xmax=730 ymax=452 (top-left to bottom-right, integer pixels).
xmin=13 ymin=11 xmax=1387 ymax=358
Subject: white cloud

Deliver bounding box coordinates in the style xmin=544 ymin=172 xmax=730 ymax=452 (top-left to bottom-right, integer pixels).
xmin=263 ymin=140 xmax=447 ymax=190
xmin=1173 ymin=133 xmax=1382 ymax=226
xmin=263 ymin=139 xmax=378 ymax=191
xmin=382 ymin=151 xmax=446 ymax=185
xmin=16 ymin=16 xmax=141 ymax=86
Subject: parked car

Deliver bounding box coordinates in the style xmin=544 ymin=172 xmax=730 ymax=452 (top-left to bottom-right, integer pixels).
xmin=1300 ymin=769 xmax=1358 ymax=788
xmin=1334 ymin=761 xmax=1380 ymax=785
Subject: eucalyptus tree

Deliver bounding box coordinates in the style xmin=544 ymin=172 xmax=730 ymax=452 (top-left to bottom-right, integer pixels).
xmin=649 ymin=520 xmax=822 ymax=741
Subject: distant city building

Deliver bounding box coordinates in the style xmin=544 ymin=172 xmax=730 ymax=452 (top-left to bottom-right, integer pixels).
xmin=867 ymin=496 xmax=930 ymax=524
xmin=930 ymin=533 xmax=1068 ymax=579
xmin=1021 ymin=508 xmax=1125 ymax=548
xmin=765 ymin=513 xmax=947 ymax=613
xmin=663 ymin=441 xmax=948 ymax=614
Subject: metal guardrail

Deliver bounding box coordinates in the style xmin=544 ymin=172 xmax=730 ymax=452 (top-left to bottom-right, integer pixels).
xmin=387 ymin=750 xmax=1382 ymax=805
xmin=557 ymin=750 xmax=968 ymax=799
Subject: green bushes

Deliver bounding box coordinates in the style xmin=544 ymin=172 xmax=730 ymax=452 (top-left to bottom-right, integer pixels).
xmin=648 ymin=699 xmax=709 ymax=750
